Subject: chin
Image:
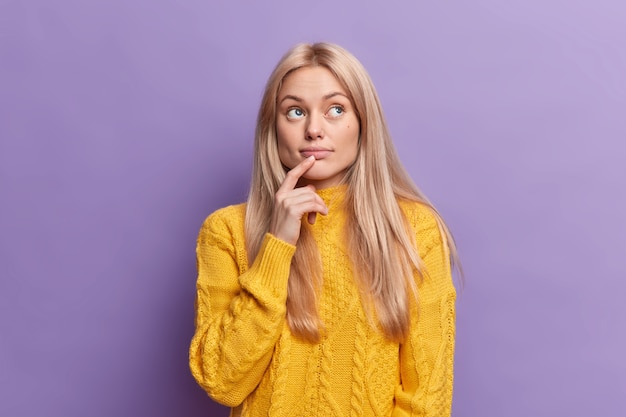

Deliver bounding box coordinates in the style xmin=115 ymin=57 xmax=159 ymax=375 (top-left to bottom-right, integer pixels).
xmin=302 ymin=170 xmax=332 ymax=181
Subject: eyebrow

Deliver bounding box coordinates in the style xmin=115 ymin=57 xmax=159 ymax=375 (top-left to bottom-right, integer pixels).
xmin=279 ymin=94 xmax=303 ymax=104
xmin=323 ymin=92 xmax=349 ymax=100
xmin=278 ymin=91 xmax=349 ymax=104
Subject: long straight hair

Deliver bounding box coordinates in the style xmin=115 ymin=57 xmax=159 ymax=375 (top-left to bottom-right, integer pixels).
xmin=245 ymin=43 xmax=458 ymax=342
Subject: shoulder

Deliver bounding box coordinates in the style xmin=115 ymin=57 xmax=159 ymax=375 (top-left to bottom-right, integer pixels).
xmin=398 ymin=199 xmax=444 ymax=257
xmin=198 ymin=203 xmax=247 ymax=244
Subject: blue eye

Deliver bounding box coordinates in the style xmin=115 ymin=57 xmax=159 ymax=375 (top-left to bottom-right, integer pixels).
xmin=287 ymin=108 xmax=304 ymax=118
xmin=328 ymin=106 xmax=344 ymax=117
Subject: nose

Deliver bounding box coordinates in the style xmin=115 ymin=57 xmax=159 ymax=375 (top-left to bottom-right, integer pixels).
xmin=305 ymin=113 xmax=324 ymax=140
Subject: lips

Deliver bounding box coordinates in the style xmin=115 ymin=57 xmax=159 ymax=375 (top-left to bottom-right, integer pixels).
xmin=300 ymin=148 xmax=333 ymax=159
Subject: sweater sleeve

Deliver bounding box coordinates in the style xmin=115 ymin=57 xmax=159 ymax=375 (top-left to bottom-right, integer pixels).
xmin=393 ymin=208 xmax=457 ymax=417
xmin=189 ymin=208 xmax=296 ymax=407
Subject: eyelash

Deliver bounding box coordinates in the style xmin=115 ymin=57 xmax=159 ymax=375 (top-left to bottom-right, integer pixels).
xmin=286 ymin=108 xmax=304 ymax=118
xmin=328 ymin=105 xmax=344 ymax=117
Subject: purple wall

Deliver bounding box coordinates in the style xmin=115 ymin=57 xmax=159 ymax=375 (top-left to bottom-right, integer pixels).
xmin=2 ymin=1 xmax=625 ymax=416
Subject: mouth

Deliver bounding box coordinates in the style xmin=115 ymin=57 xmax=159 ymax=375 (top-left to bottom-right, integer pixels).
xmin=300 ymin=148 xmax=333 ymax=160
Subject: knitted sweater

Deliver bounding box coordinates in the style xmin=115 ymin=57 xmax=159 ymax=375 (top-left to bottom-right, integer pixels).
xmin=189 ymin=186 xmax=456 ymax=417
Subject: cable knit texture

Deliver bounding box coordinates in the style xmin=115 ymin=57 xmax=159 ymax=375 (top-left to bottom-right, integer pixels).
xmin=189 ymin=186 xmax=456 ymax=417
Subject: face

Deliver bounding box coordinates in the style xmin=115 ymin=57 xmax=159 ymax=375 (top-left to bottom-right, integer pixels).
xmin=276 ymin=66 xmax=360 ymax=189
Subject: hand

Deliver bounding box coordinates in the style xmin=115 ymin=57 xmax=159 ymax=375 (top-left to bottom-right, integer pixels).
xmin=269 ymin=156 xmax=328 ymax=246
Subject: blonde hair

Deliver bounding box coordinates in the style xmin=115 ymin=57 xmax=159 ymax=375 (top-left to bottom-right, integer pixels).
xmin=245 ymin=42 xmax=458 ymax=342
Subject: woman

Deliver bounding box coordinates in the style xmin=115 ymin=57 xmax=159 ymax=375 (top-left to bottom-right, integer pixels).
xmin=190 ymin=42 xmax=459 ymax=417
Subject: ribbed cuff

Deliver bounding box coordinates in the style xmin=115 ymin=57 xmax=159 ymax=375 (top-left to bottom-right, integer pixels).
xmin=239 ymin=233 xmax=295 ymax=303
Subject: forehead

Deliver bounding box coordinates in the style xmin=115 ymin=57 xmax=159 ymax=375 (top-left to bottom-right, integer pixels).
xmin=278 ymin=66 xmax=347 ymax=98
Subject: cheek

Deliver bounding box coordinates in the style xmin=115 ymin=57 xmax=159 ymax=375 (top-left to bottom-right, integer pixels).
xmin=275 ymin=123 xmax=288 ymax=150
xmin=346 ymin=122 xmax=360 ymax=159
xmin=276 ymin=121 xmax=294 ymax=146
xmin=277 ymin=119 xmax=303 ymax=143
xmin=275 ymin=127 xmax=297 ymax=168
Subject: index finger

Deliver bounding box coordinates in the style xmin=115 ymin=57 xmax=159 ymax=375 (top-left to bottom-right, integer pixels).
xmin=280 ymin=156 xmax=316 ymax=191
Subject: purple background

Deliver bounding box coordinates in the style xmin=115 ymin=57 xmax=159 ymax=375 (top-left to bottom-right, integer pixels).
xmin=2 ymin=1 xmax=625 ymax=416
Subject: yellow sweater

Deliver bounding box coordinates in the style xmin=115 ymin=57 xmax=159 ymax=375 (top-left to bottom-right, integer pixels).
xmin=190 ymin=186 xmax=456 ymax=417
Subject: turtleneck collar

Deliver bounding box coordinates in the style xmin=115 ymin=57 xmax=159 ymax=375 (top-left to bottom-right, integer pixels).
xmin=315 ymin=184 xmax=348 ymax=211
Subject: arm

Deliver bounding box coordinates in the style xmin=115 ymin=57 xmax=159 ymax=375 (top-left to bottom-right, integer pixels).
xmin=190 ymin=158 xmax=326 ymax=406
xmin=189 ymin=209 xmax=296 ymax=407
xmin=393 ymin=210 xmax=457 ymax=417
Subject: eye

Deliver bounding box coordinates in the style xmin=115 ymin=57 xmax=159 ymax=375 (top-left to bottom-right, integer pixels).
xmin=327 ymin=105 xmax=344 ymax=118
xmin=287 ymin=108 xmax=305 ymax=119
